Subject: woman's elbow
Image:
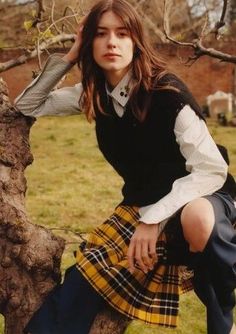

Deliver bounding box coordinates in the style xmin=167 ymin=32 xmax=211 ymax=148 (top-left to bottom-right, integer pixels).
xmin=215 ymin=161 xmax=228 ymax=188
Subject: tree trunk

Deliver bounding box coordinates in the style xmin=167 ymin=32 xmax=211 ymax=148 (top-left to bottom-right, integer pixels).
xmin=0 ymin=78 xmax=130 ymax=334
xmin=89 ymin=307 xmax=130 ymax=334
xmin=0 ymin=77 xmax=65 ymax=334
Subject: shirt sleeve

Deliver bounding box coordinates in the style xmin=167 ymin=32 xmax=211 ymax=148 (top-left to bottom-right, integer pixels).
xmin=14 ymin=54 xmax=83 ymax=117
xmin=139 ymin=104 xmax=228 ymax=224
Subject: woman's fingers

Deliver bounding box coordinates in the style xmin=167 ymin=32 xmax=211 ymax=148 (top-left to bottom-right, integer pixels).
xmin=141 ymin=241 xmax=153 ymax=272
xmin=148 ymin=238 xmax=158 ymax=264
xmin=134 ymin=241 xmax=143 ymax=270
xmin=128 ymin=239 xmax=156 ymax=274
xmin=128 ymin=239 xmax=148 ymax=273
xmin=127 ymin=239 xmax=135 ymax=274
xmin=127 ymin=223 xmax=159 ymax=274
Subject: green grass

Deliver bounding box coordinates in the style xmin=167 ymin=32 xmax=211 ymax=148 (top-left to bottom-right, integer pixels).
xmin=125 ymin=291 xmax=207 ymax=334
xmin=25 ymin=115 xmax=122 ymax=232
xmin=207 ymin=118 xmax=236 ymax=176
xmin=0 ymin=115 xmax=235 ymax=333
xmin=0 ymin=317 xmax=3 ymax=334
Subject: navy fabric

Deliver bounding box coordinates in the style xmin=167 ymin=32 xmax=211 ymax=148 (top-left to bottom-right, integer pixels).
xmin=24 ymin=266 xmax=105 ymax=334
xmin=193 ymin=192 xmax=236 ymax=334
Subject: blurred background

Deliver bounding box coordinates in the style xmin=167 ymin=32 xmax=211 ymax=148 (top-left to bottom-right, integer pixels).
xmin=0 ymin=0 xmax=236 ymax=123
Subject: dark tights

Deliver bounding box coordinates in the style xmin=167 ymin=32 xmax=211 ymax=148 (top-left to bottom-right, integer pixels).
xmin=193 ymin=194 xmax=236 ymax=334
xmin=24 ymin=266 xmax=106 ymax=334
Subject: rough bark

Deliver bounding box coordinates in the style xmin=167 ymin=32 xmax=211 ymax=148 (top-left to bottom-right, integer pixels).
xmin=0 ymin=78 xmax=130 ymax=334
xmin=0 ymin=77 xmax=65 ymax=333
xmin=89 ymin=307 xmax=130 ymax=334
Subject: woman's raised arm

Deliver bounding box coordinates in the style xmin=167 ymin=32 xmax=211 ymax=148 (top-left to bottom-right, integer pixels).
xmin=14 ymin=55 xmax=83 ymax=117
xmin=15 ymin=24 xmax=84 ymax=118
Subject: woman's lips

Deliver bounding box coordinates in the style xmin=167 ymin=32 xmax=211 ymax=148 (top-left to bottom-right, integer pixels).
xmin=103 ymin=53 xmax=121 ymax=58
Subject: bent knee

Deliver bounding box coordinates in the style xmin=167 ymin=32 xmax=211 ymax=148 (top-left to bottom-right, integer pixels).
xmin=181 ymin=198 xmax=215 ymax=252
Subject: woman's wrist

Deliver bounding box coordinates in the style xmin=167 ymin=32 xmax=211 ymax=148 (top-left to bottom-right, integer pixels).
xmin=62 ymin=53 xmax=78 ymax=65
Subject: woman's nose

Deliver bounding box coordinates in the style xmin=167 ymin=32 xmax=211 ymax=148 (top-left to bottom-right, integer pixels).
xmin=107 ymin=33 xmax=117 ymax=47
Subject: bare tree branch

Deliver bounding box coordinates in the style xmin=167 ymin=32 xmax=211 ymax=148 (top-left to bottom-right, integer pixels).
xmin=38 ymin=13 xmax=79 ymax=43
xmin=36 ymin=38 xmax=42 ymax=70
xmin=37 ymin=0 xmax=45 ymax=14
xmin=49 ymin=227 xmax=87 ymax=242
xmin=139 ymin=12 xmax=167 ymax=42
xmin=0 ymin=0 xmax=36 ymax=9
xmin=163 ymin=0 xmax=236 ymax=64
xmin=0 ymin=33 xmax=74 ymax=73
xmin=34 ymin=0 xmax=45 ymax=23
xmin=50 ymin=0 xmax=62 ymax=35
xmin=134 ymin=0 xmax=167 ymax=42
xmin=218 ymin=0 xmax=228 ymax=27
xmin=211 ymin=0 xmax=228 ymax=38
xmin=163 ymin=0 xmax=172 ymax=37
xmin=0 ymin=1 xmax=83 ymax=74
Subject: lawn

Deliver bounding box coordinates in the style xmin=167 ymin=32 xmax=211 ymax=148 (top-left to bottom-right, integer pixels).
xmin=0 ymin=115 xmax=235 ymax=333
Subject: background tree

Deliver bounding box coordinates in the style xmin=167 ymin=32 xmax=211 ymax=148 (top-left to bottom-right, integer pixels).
xmin=1 ymin=0 xmax=236 ymax=72
xmin=228 ymin=0 xmax=236 ymax=35
xmin=163 ymin=0 xmax=236 ymax=64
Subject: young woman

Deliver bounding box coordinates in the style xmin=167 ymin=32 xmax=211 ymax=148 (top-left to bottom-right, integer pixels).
xmin=15 ymin=0 xmax=236 ymax=333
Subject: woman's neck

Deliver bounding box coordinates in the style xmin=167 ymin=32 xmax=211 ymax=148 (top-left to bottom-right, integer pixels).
xmin=104 ymin=68 xmax=130 ymax=89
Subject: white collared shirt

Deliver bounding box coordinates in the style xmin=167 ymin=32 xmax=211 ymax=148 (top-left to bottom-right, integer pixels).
xmin=105 ymin=71 xmax=132 ymax=117
xmin=15 ymin=54 xmax=228 ymax=224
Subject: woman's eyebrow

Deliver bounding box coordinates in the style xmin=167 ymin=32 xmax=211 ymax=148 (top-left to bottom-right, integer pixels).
xmin=97 ymin=26 xmax=128 ymax=31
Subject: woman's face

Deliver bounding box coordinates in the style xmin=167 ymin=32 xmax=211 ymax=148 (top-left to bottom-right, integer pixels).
xmin=92 ymin=11 xmax=134 ymax=87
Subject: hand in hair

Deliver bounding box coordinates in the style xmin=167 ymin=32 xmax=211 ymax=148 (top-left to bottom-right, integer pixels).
xmin=63 ymin=16 xmax=87 ymax=64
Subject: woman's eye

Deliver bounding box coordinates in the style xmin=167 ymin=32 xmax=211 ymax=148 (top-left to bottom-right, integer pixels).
xmin=96 ymin=32 xmax=105 ymax=37
xmin=118 ymin=31 xmax=129 ymax=37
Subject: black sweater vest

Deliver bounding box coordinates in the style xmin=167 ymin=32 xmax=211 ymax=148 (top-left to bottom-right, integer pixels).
xmin=95 ymin=74 xmax=236 ymax=205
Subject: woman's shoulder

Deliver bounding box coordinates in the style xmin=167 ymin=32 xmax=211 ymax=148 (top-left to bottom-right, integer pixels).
xmin=153 ymin=72 xmax=203 ymax=117
xmin=157 ymin=72 xmax=191 ymax=95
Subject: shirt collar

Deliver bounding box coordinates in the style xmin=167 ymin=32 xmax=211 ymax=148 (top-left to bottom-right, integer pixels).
xmin=105 ymin=70 xmax=133 ymax=107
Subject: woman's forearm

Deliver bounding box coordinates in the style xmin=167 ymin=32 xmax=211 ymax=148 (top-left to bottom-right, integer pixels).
xmin=14 ymin=54 xmax=82 ymax=117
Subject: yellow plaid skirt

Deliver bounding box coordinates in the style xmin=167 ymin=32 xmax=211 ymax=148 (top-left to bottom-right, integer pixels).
xmin=76 ymin=205 xmax=194 ymax=327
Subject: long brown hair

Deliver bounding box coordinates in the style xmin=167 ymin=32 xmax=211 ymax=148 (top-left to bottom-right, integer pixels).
xmin=78 ymin=0 xmax=167 ymax=122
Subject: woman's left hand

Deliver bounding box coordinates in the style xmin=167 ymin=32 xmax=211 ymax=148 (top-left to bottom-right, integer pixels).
xmin=127 ymin=222 xmax=159 ymax=274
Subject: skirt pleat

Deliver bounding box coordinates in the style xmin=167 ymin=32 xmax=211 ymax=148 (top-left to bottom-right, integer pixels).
xmin=75 ymin=205 xmax=193 ymax=327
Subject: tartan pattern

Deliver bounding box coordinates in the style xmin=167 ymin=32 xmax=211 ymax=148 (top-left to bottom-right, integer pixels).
xmin=76 ymin=205 xmax=193 ymax=327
